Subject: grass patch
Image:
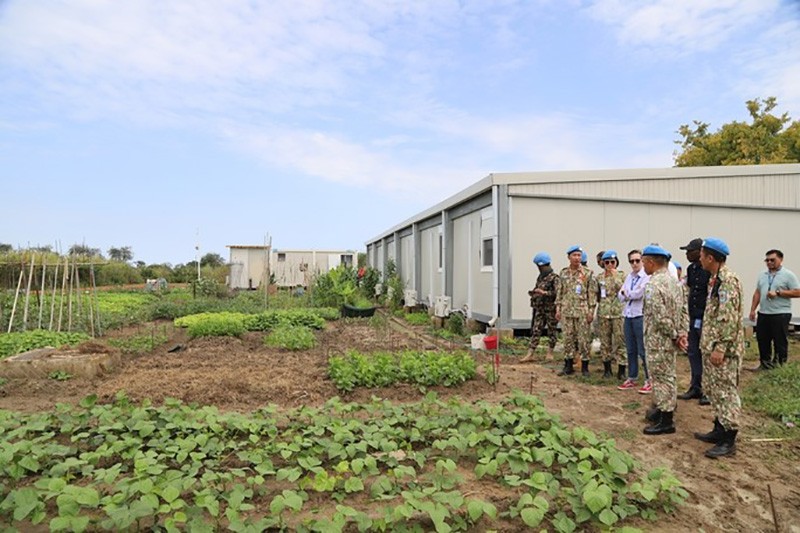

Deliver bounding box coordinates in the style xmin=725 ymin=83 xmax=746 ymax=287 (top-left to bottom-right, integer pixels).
xmin=404 ymin=312 xmax=430 ymax=326
xmin=743 ymin=361 xmax=800 ymax=427
xmin=622 ymin=401 xmax=641 ymax=411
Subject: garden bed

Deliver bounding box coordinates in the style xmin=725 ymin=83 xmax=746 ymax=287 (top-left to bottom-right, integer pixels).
xmin=0 ymin=320 xmax=798 ymax=531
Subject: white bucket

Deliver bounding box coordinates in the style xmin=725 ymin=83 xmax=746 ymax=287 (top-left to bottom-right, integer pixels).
xmin=470 ymin=334 xmax=486 ymax=350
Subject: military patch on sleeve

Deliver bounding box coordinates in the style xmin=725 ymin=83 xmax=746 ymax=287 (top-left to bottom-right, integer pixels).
xmin=644 ymin=286 xmax=652 ymax=300
xmin=719 ymin=290 xmax=728 ymax=304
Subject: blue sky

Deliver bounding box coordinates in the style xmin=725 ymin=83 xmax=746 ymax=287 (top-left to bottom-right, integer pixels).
xmin=1 ymin=0 xmax=798 ymax=265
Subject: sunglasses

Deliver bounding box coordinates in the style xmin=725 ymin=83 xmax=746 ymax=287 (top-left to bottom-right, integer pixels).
xmin=603 ymin=260 xmax=616 ymax=264
xmin=629 ymin=258 xmax=641 ymax=264
xmin=764 ymin=258 xmax=777 ymax=262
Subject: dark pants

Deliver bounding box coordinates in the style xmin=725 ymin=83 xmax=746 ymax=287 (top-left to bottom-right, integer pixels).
xmin=687 ymin=322 xmax=703 ymax=390
xmin=756 ymin=312 xmax=791 ymax=367
xmin=624 ymin=316 xmax=648 ymax=380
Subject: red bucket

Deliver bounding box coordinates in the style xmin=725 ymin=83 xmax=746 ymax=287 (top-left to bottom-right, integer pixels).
xmin=483 ymin=335 xmax=498 ymax=350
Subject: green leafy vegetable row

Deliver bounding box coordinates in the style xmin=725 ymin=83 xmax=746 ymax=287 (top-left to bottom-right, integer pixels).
xmin=328 ymin=350 xmax=477 ymax=392
xmin=0 ymin=393 xmax=686 ymax=532
xmin=0 ymin=330 xmax=90 ymax=359
xmin=174 ymin=309 xmax=334 ymax=338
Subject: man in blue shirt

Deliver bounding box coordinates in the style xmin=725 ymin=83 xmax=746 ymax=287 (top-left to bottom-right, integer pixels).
xmin=748 ymin=249 xmax=800 ymax=369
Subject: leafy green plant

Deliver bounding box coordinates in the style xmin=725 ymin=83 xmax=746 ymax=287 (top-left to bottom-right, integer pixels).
xmin=107 ymin=330 xmax=169 ymax=354
xmin=181 ymin=313 xmax=247 ymax=338
xmin=0 ymin=330 xmax=90 ymax=359
xmin=0 ymin=392 xmax=687 ymax=532
xmin=328 ymin=350 xmax=477 ymax=392
xmin=446 ymin=313 xmax=465 ymax=336
xmin=264 ymin=326 xmax=317 ymax=351
xmin=48 ymin=370 xmax=72 ymax=381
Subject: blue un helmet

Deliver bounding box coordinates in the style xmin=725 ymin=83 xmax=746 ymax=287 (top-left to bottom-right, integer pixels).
xmin=642 ymin=244 xmax=671 ymax=259
xmin=532 ymin=252 xmax=551 ymax=266
xmin=580 ymin=251 xmax=588 ymax=263
xmin=701 ymin=237 xmax=730 ymax=257
xmin=601 ymin=250 xmax=618 ymax=261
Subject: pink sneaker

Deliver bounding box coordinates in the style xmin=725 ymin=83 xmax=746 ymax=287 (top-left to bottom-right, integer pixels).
xmin=617 ymin=378 xmax=636 ymax=390
xmin=638 ymin=381 xmax=653 ymax=394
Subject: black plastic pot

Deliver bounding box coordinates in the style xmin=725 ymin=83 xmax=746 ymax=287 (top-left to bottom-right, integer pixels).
xmin=341 ymin=304 xmax=377 ymax=318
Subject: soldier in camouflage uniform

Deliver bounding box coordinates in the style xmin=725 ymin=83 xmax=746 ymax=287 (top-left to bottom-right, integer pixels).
xmin=694 ymin=238 xmax=744 ymax=458
xmin=640 ymin=245 xmax=689 ymax=435
xmin=521 ymin=252 xmax=559 ymax=362
xmin=597 ymin=250 xmax=627 ymax=378
xmin=555 ymin=245 xmax=597 ymax=376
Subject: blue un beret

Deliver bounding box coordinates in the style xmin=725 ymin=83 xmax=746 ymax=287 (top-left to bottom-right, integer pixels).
xmin=601 ymin=250 xmax=618 ymax=261
xmin=702 ymin=238 xmax=730 ymax=257
xmin=673 ymin=260 xmax=682 ymax=269
xmin=581 ymin=251 xmax=588 ymax=263
xmin=642 ymin=244 xmax=671 ymax=259
xmin=532 ymin=252 xmax=551 ymax=266
xmin=566 ymin=245 xmax=582 ymax=255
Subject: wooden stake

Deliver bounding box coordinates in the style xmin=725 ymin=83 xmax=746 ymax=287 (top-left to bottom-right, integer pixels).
xmin=90 ymin=263 xmax=101 ymax=337
xmin=67 ymin=257 xmax=75 ymax=332
xmin=21 ymin=255 xmax=36 ymax=331
xmin=49 ymin=259 xmax=59 ymax=331
xmin=74 ymin=260 xmax=83 ymax=327
xmin=7 ymin=267 xmax=24 ymax=333
xmin=767 ymin=484 xmax=779 ymax=533
xmin=38 ymin=260 xmax=47 ymax=329
xmin=57 ymin=256 xmax=68 ymax=332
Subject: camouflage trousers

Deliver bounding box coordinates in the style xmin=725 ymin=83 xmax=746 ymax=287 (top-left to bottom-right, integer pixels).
xmin=561 ymin=316 xmax=590 ymax=362
xmin=649 ymin=349 xmax=677 ymax=412
xmin=597 ymin=317 xmax=625 ymax=364
xmin=703 ymin=353 xmax=742 ymax=430
xmin=529 ymin=308 xmax=558 ymax=350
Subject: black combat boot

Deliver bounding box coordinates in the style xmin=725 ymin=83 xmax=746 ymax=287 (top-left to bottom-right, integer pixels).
xmin=581 ymin=360 xmax=590 ymax=377
xmin=602 ymin=361 xmax=613 ymax=378
xmin=617 ymin=364 xmax=626 ymax=380
xmin=557 ymin=358 xmax=574 ymax=376
xmin=645 ymin=405 xmax=659 ymax=423
xmin=643 ymin=410 xmax=675 ymax=435
xmin=694 ymin=418 xmax=725 ymax=444
xmin=705 ymin=429 xmax=737 ymax=458
xmin=699 ymin=395 xmax=711 ymax=406
xmin=677 ymin=387 xmax=702 ymax=400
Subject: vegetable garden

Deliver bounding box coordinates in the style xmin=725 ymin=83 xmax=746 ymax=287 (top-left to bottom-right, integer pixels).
xmin=1 ymin=286 xmax=798 ymax=532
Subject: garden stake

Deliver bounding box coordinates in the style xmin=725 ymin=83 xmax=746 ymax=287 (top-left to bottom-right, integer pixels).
xmin=49 ymin=258 xmax=59 ymax=331
xmin=57 ymin=256 xmax=68 ymax=332
xmin=768 ymin=484 xmax=779 ymax=533
xmin=22 ymin=254 xmax=35 ymax=331
xmin=90 ymin=263 xmax=101 ymax=337
xmin=493 ymin=336 xmax=500 ymax=389
xmin=37 ymin=260 xmax=46 ymax=329
xmin=7 ymin=266 xmax=24 ymax=333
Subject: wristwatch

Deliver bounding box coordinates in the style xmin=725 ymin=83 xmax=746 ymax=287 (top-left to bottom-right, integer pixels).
xmin=776 ymin=289 xmax=782 ymax=297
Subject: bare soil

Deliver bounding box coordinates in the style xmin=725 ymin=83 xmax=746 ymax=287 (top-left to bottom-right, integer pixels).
xmin=1 ymin=319 xmax=798 ymax=532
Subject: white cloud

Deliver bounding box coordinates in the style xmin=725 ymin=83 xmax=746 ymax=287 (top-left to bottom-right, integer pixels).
xmin=583 ymin=0 xmax=775 ymax=55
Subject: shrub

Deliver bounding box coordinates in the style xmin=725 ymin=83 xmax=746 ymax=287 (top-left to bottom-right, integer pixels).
xmin=264 ymin=326 xmax=316 ymax=350
xmin=446 ymin=312 xmax=465 ymax=336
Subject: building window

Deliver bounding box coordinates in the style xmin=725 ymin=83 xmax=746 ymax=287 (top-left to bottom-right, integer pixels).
xmin=482 ymin=238 xmax=493 ymax=269
xmin=341 ymin=254 xmax=353 ymax=268
xmin=277 ymin=253 xmax=286 ymax=262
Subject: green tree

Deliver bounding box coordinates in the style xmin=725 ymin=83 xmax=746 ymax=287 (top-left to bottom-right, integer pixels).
xmin=0 ymin=243 xmax=13 ymax=254
xmin=200 ymin=252 xmax=225 ymax=267
xmin=107 ymin=246 xmax=134 ymax=262
xmin=674 ymin=97 xmax=799 ymax=166
xmin=68 ymin=243 xmax=102 ymax=257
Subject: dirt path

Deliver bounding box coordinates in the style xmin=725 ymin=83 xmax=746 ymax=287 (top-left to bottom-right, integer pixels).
xmin=1 ymin=320 xmax=798 ymax=532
